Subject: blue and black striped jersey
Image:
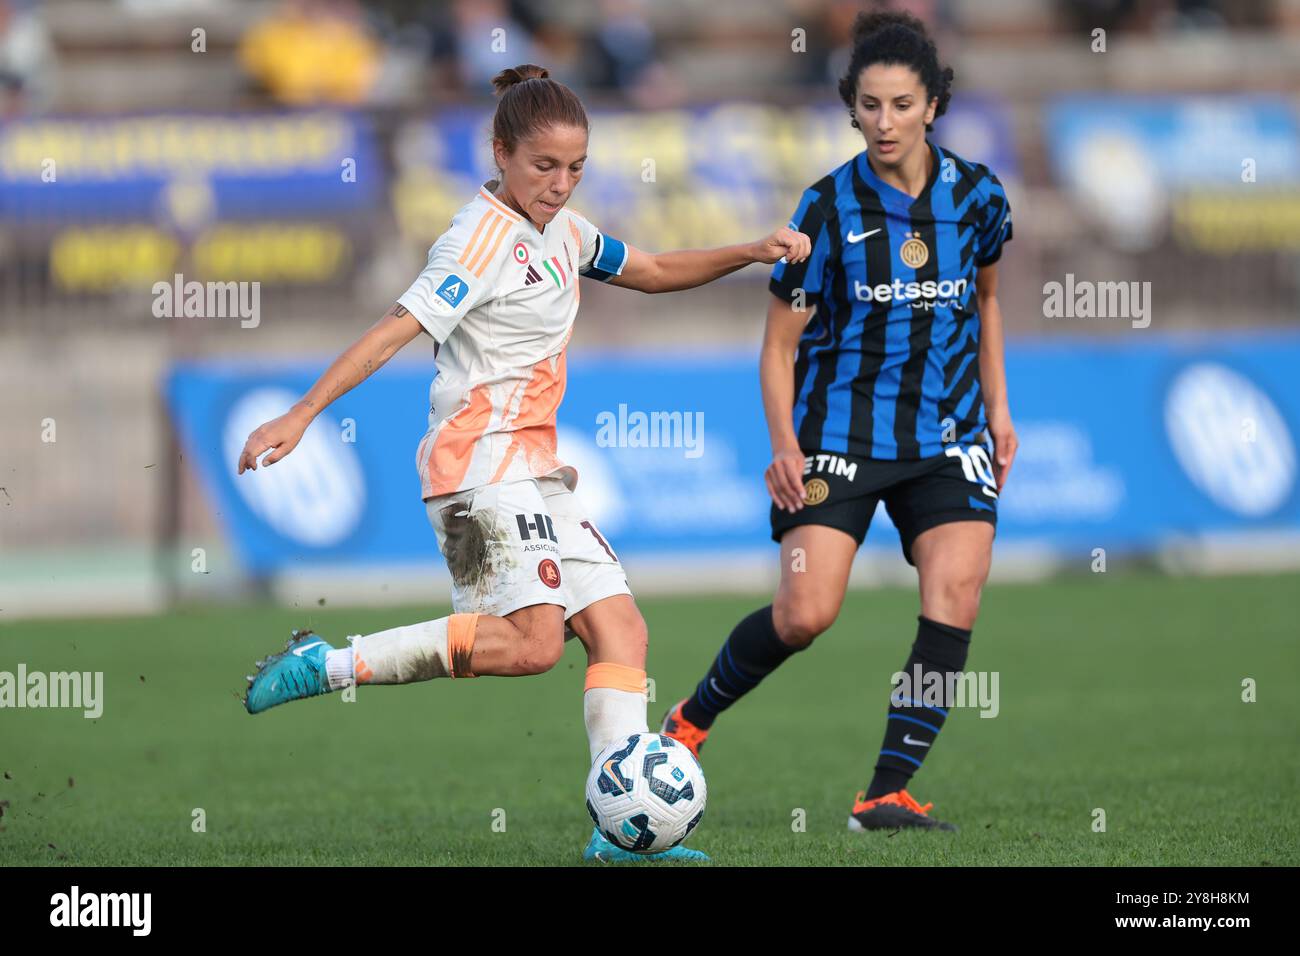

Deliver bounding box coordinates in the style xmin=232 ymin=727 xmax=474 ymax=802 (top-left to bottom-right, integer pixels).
xmin=771 ymin=142 xmax=1012 ymax=460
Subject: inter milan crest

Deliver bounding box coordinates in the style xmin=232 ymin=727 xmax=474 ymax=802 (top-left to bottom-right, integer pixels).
xmin=900 ymin=231 xmax=929 ymax=269
xmin=803 ymin=478 xmax=829 ymax=506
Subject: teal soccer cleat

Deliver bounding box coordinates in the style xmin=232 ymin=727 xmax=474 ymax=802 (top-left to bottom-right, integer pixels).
xmin=582 ymin=828 xmax=710 ymax=864
xmin=243 ymin=629 xmax=336 ymax=714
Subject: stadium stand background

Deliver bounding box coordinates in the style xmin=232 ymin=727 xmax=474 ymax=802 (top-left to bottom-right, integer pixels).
xmin=3 ymin=0 xmax=1299 ymax=615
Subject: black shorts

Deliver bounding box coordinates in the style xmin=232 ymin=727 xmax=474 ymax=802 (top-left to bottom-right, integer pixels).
xmin=770 ymin=447 xmax=998 ymax=565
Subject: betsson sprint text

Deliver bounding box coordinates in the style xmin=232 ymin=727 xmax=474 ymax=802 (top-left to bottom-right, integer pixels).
xmin=855 ymin=277 xmax=968 ymax=309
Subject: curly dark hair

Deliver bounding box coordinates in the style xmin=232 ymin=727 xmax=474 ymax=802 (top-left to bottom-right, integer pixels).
xmin=837 ymin=11 xmax=954 ymax=133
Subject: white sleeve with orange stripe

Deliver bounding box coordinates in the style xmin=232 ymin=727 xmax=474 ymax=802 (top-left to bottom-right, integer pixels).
xmin=397 ymin=201 xmax=516 ymax=343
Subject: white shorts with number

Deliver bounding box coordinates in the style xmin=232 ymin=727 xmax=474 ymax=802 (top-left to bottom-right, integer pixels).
xmin=425 ymin=476 xmax=631 ymax=619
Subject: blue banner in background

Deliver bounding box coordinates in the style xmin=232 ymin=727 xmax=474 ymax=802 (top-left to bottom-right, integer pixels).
xmin=0 ymin=112 xmax=382 ymax=222
xmin=1045 ymin=95 xmax=1300 ymax=187
xmin=166 ymin=333 xmax=1300 ymax=575
xmin=1043 ymin=95 xmax=1300 ymax=255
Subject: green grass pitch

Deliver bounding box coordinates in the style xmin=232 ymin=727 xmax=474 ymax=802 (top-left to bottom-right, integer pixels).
xmin=2 ymin=571 xmax=1297 ymax=866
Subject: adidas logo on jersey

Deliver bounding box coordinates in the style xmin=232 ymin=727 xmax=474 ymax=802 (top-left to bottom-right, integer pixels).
xmin=524 ymin=265 xmax=542 ymax=285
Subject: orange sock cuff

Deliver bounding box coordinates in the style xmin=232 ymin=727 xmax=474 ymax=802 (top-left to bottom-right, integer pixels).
xmin=353 ymin=650 xmax=374 ymax=684
xmin=584 ymin=662 xmax=646 ymax=695
xmin=448 ymin=613 xmax=479 ymax=678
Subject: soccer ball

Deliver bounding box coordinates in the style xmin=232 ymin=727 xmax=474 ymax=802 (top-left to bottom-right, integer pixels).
xmin=585 ymin=733 xmax=707 ymax=854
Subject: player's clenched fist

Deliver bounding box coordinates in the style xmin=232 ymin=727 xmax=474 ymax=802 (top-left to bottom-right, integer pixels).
xmin=751 ymin=227 xmax=812 ymax=266
xmin=237 ymin=409 xmax=311 ymax=474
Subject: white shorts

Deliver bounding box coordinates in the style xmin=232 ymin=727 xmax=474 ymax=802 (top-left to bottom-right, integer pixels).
xmin=425 ymin=476 xmax=632 ymax=619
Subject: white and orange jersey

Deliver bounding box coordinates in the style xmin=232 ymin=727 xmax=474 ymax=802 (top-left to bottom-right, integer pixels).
xmin=397 ymin=185 xmax=629 ymax=499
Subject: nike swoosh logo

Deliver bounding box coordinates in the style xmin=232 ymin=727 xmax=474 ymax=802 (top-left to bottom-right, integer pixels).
xmin=846 ymin=228 xmax=881 ymax=243
xmin=710 ymin=678 xmax=736 ymax=699
xmin=903 ymin=734 xmax=931 ymax=747
xmin=602 ymin=759 xmax=629 ymax=795
xmin=291 ymin=641 xmax=326 ymax=657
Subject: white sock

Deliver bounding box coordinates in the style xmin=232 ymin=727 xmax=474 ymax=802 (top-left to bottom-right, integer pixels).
xmin=350 ymin=618 xmax=451 ymax=684
xmin=325 ymin=648 xmax=354 ymax=691
xmin=583 ymin=687 xmax=649 ymax=762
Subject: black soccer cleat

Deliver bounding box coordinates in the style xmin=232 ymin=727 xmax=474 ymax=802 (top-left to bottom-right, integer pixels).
xmin=848 ymin=789 xmax=958 ymax=832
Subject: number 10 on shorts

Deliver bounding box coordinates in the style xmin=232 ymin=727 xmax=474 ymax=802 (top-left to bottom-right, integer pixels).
xmin=945 ymin=444 xmax=997 ymax=495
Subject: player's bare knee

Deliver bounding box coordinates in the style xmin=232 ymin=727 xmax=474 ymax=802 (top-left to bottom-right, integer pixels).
xmin=926 ymin=576 xmax=983 ymax=629
xmin=514 ymin=618 xmax=566 ymax=674
xmin=772 ymin=598 xmax=834 ymax=649
xmin=957 ymin=577 xmax=985 ymax=621
xmin=520 ymin=632 xmax=565 ymax=674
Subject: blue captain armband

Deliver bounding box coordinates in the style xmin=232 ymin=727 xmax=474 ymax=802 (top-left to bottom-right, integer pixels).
xmin=580 ymin=233 xmax=628 ymax=282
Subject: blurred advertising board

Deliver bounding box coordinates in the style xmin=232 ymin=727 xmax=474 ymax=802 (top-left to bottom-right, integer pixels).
xmin=166 ymin=332 xmax=1300 ymax=575
xmin=391 ymin=97 xmax=1018 ymax=250
xmin=0 ymin=111 xmax=381 ymax=221
xmin=0 ymin=111 xmax=381 ymax=292
xmin=0 ymin=100 xmax=1013 ymax=294
xmin=1045 ymin=95 xmax=1300 ymax=254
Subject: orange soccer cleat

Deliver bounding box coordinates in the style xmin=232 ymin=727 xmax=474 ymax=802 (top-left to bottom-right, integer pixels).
xmin=659 ymin=699 xmax=710 ymax=759
xmin=848 ymin=789 xmax=958 ymax=832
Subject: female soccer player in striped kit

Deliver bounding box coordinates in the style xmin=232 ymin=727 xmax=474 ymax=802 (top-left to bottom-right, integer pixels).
xmin=235 ymin=65 xmax=809 ymax=862
xmin=663 ymin=12 xmax=1018 ymax=832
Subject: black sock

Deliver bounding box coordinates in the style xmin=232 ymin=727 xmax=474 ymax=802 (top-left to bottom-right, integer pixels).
xmin=682 ymin=605 xmax=798 ymax=729
xmin=865 ymin=616 xmax=972 ymax=799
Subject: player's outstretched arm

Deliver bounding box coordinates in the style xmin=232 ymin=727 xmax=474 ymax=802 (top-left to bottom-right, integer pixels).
xmin=609 ymin=227 xmax=811 ymax=294
xmin=761 ymin=294 xmax=812 ymax=514
xmin=975 ymin=263 xmax=1018 ymax=490
xmin=236 ymin=304 xmax=425 ymax=474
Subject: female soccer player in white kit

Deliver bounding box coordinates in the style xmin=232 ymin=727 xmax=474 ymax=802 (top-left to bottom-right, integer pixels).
xmin=236 ymin=64 xmax=810 ymax=861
